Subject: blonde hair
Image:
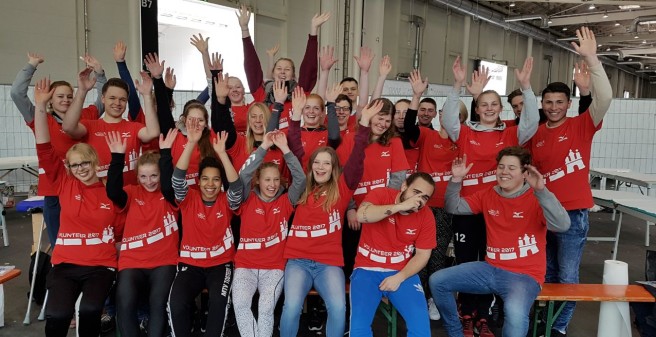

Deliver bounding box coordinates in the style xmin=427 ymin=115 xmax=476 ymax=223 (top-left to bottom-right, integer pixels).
xmin=245 ymin=103 xmax=271 ymax=154
xmin=65 ymin=143 xmax=100 ymax=174
xmin=137 ymin=151 xmax=160 ymax=169
xmin=297 ymin=147 xmax=341 ymax=212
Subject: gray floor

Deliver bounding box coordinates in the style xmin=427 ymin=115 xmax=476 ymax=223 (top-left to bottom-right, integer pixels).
xmin=0 ymin=204 xmax=649 ymax=336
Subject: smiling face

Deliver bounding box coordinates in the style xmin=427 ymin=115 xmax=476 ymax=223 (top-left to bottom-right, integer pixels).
xmin=475 ymin=92 xmax=502 ymax=127
xmin=228 ymin=77 xmax=245 ymax=104
xmin=50 ymin=83 xmax=74 ymax=114
xmin=510 ymin=95 xmax=524 ymax=118
xmin=370 ymin=112 xmax=392 ymax=137
xmin=542 ymin=92 xmax=571 ymax=127
xmin=138 ymin=163 xmax=160 ymax=192
xmin=335 ymin=98 xmax=352 ymax=128
xmin=418 ymin=102 xmax=437 ymax=127
xmin=341 ymin=80 xmax=359 ymax=102
xmin=66 ymin=149 xmax=98 ymax=185
xmin=199 ymin=167 xmax=221 ymax=201
xmin=248 ymin=105 xmax=266 ymax=136
xmin=311 ymin=151 xmax=334 ymax=184
xmin=101 ymin=86 xmax=128 ymax=119
xmin=496 ymin=155 xmax=526 ymax=194
xmin=273 ymin=59 xmax=294 ymax=82
xmin=258 ymin=166 xmax=281 ymax=199
xmin=394 ymin=101 xmax=409 ymax=129
xmin=302 ymin=96 xmax=325 ymax=128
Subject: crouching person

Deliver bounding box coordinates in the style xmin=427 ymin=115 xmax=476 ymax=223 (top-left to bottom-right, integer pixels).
xmin=429 ymin=146 xmax=570 ymax=337
xmin=350 ymin=172 xmax=437 ymax=337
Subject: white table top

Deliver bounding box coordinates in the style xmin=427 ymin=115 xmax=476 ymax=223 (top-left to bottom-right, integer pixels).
xmin=590 ymin=168 xmax=656 ymax=187
xmin=0 ymin=156 xmax=39 ymax=170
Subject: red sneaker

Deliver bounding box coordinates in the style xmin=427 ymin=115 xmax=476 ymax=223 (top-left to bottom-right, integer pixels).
xmin=476 ymin=319 xmax=495 ymax=337
xmin=461 ymin=315 xmax=475 ymax=337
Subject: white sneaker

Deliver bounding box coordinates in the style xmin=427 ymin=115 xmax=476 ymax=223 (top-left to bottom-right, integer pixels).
xmin=427 ymin=298 xmax=441 ymax=320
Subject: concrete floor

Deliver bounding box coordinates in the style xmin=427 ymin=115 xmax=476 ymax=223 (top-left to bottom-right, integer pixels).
xmin=0 ymin=204 xmax=649 ymax=337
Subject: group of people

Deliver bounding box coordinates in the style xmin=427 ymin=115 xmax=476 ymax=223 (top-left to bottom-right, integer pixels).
xmin=11 ymin=3 xmax=611 ymax=336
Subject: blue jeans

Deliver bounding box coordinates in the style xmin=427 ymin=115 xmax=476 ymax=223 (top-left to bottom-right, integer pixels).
xmin=280 ymin=259 xmax=346 ymax=337
xmin=545 ymin=209 xmax=589 ymax=333
xmin=43 ymin=196 xmax=61 ymax=248
xmin=350 ymin=269 xmax=430 ymax=337
xmin=429 ymin=262 xmax=541 ymax=337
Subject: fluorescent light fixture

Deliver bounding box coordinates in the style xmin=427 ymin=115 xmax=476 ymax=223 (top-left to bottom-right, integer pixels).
xmin=603 ymin=12 xmax=609 ymax=19
xmin=598 ymin=44 xmax=602 ymax=47
xmin=615 ymin=22 xmax=621 ymax=26
xmin=509 ymin=2 xmax=516 ymax=7
xmin=639 ymin=21 xmax=656 ymax=25
xmin=606 ymin=47 xmax=611 ymax=51
xmin=643 ymin=40 xmax=648 ymax=44
xmin=562 ymin=27 xmax=568 ymax=31
xmin=619 ymin=5 xmax=641 ymax=10
xmin=548 ymin=19 xmax=553 ymax=24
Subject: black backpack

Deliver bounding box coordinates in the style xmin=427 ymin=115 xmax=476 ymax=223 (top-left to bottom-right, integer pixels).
xmin=28 ymin=251 xmax=51 ymax=305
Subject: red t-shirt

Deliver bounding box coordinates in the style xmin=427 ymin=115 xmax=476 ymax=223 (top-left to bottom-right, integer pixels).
xmin=355 ymin=188 xmax=436 ymax=270
xmin=117 ymin=185 xmax=179 ymax=271
xmin=178 ymin=189 xmax=235 ymax=268
xmin=299 ymin=129 xmax=329 ymax=169
xmin=414 ymin=128 xmax=459 ymax=208
xmin=81 ymin=119 xmax=145 ymax=186
xmin=464 ymin=186 xmax=547 ymax=284
xmin=170 ymin=130 xmax=217 ymax=186
xmin=503 ymin=119 xmax=518 ymax=127
xmin=37 ymin=143 xmax=123 ymax=268
xmin=337 ymin=136 xmax=409 ymax=206
xmin=526 ymin=111 xmax=601 ymax=210
xmin=456 ymin=126 xmax=519 ymax=196
xmin=234 ymin=193 xmax=295 ymax=270
xmin=284 ymin=176 xmax=354 ymax=266
xmin=405 ymin=147 xmax=420 ymax=175
xmin=27 ymin=106 xmax=98 ymax=196
xmin=232 ymin=104 xmax=251 ymax=136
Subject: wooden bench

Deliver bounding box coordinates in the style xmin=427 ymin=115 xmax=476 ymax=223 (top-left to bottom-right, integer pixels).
xmin=0 ymin=269 xmax=22 ymax=327
xmin=533 ymin=283 xmax=655 ymax=337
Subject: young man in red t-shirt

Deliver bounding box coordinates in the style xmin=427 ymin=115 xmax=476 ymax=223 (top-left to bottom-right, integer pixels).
xmin=430 ymin=147 xmax=570 ymax=337
xmin=350 ymin=172 xmax=436 ymax=337
xmin=525 ymin=27 xmax=613 ymax=337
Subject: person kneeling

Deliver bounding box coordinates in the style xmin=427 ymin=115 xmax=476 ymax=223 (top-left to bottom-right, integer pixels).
xmin=350 ymin=172 xmax=437 ymax=337
xmin=429 ymin=146 xmax=570 ymax=337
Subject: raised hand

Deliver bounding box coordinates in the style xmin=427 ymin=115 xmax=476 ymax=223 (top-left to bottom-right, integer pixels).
xmin=144 ymin=53 xmax=165 ymax=79
xmin=326 ymin=83 xmax=343 ymax=103
xmin=214 ymin=72 xmax=230 ymax=99
xmin=354 ymin=46 xmax=375 ymax=73
xmin=34 ymin=77 xmax=53 ymax=106
xmin=524 ymin=164 xmax=545 ymax=191
xmin=573 ymin=61 xmax=591 ymax=95
xmin=291 ymin=86 xmax=306 ymax=119
xmin=266 ymin=43 xmax=280 ymax=59
xmin=212 ymin=131 xmax=229 ymax=154
xmin=514 ymin=57 xmax=533 ymax=91
xmin=379 ymin=55 xmax=392 ymax=77
xmin=78 ymin=67 xmax=97 ymax=92
xmin=27 ymin=52 xmax=45 ymax=67
xmin=272 ymin=131 xmax=289 ymax=152
xmin=190 ymin=33 xmax=209 ymax=53
xmin=571 ymin=26 xmax=599 ymax=65
xmin=209 ymin=52 xmax=223 ymax=72
xmin=396 ymin=193 xmax=426 ymax=214
xmin=185 ymin=117 xmax=203 ymax=143
xmin=105 ymin=131 xmax=127 ymax=153
xmin=409 ymin=69 xmax=428 ymax=97
xmin=451 ymin=155 xmax=473 ymax=181
xmin=311 ymin=12 xmax=331 ymax=35
xmin=467 ymin=65 xmax=491 ymax=97
xmin=319 ymin=45 xmax=338 ymax=72
xmin=261 ymin=131 xmax=276 ymax=150
xmin=113 ymin=41 xmax=127 ymax=62
xmin=82 ymin=54 xmax=103 ymax=73
xmin=159 ymin=128 xmax=179 ymax=149
xmin=452 ymin=56 xmax=467 ymax=88
xmin=164 ymin=67 xmax=177 ymax=90
xmin=273 ymin=80 xmax=288 ymax=104
xmin=360 ymin=100 xmax=384 ymax=125
xmin=236 ymin=4 xmax=251 ymax=29
xmin=134 ymin=71 xmax=153 ymax=96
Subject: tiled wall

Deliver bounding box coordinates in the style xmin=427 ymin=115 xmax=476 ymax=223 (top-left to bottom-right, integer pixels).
xmin=1 ymin=84 xmax=654 ymax=193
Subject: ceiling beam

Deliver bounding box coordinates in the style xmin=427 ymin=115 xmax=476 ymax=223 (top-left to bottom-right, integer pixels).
xmin=548 ymin=9 xmax=656 ymax=26
xmin=488 ymin=0 xmax=654 ymax=5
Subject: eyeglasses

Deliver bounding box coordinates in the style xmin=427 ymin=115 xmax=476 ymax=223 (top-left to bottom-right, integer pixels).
xmin=335 ymin=106 xmax=351 ymax=112
xmin=68 ymin=161 xmax=91 ymax=171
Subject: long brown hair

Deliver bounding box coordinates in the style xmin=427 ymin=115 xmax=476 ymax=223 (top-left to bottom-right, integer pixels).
xmin=367 ymin=98 xmax=396 ymax=146
xmin=48 ymin=81 xmax=74 ymax=113
xmin=298 ymin=147 xmax=341 ymax=212
xmin=245 ymin=103 xmax=271 ymax=154
xmin=181 ymin=103 xmax=216 ymax=160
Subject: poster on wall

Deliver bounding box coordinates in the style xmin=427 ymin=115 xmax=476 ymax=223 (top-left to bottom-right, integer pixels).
xmin=479 ymin=60 xmax=508 ymax=96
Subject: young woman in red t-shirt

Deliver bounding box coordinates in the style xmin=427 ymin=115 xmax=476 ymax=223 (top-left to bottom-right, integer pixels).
xmin=33 ymin=77 xmax=122 ymax=337
xmin=167 ymin=119 xmax=244 ymax=337
xmin=104 ymin=129 xmax=180 ymax=337
xmin=232 ymin=131 xmax=306 ymax=337
xmin=279 ymin=89 xmax=381 ymax=337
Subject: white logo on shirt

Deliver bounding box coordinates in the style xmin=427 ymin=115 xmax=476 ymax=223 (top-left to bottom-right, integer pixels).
xmin=433 ymin=144 xmax=443 ymax=149
xmin=513 ymin=211 xmax=524 ymax=218
xmin=388 ymin=217 xmax=395 ymax=225
xmin=414 ymin=283 xmax=425 ymax=294
xmin=94 ymin=132 xmax=105 ymax=137
xmin=405 ymin=228 xmax=417 ymax=235
xmin=318 ymin=139 xmax=326 ymax=145
xmin=536 ymin=140 xmax=545 ymax=148
xmin=495 ymin=142 xmax=504 ymax=147
xmin=272 ymin=159 xmax=281 ymax=165
xmin=121 ymin=132 xmax=131 ymax=138
xmin=102 ymin=226 xmax=115 ymax=243
xmin=255 ymin=208 xmax=265 ymax=215
xmin=135 ymin=199 xmax=145 ymax=206
xmin=216 ymin=212 xmax=224 ymax=219
xmin=469 ymin=140 xmax=481 ymax=146
xmin=100 ymin=203 xmax=111 ymax=210
xmin=75 ymin=194 xmax=82 ymax=201
xmin=558 ymin=135 xmax=568 ymax=142
xmin=487 ymin=209 xmax=500 ymax=217
xmin=381 ymin=151 xmax=391 ymax=157
xmin=273 ymin=207 xmax=281 ymax=214
xmin=197 ymin=213 xmax=206 ymax=220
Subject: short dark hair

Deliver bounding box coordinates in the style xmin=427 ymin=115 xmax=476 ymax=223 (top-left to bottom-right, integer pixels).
xmin=335 ymin=94 xmax=352 ymax=109
xmin=395 ymin=98 xmax=411 ymax=105
xmin=340 ymin=77 xmax=358 ymax=85
xmin=102 ymin=78 xmax=129 ymax=95
xmin=496 ymin=146 xmax=531 ymax=171
xmin=405 ymin=172 xmax=434 ymax=187
xmin=199 ymin=156 xmax=228 ymax=190
xmin=507 ymin=89 xmax=522 ymax=104
xmin=541 ymin=82 xmax=571 ymax=100
xmin=419 ymin=97 xmax=437 ymax=109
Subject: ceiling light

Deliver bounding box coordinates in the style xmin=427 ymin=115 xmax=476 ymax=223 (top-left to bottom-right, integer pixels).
xmin=603 ymin=12 xmax=609 ymax=19
xmin=589 ymin=4 xmax=595 ymax=10
xmin=563 ymin=27 xmax=568 ymax=31
xmin=635 ymin=35 xmax=640 ymax=39
xmin=643 ymin=40 xmax=648 ymax=44
xmin=598 ymin=44 xmax=602 ymax=47
xmin=548 ymin=19 xmax=553 ymax=24
xmin=619 ymin=5 xmax=641 ymax=10
xmin=614 ymin=22 xmax=621 ymax=26
xmin=639 ymin=21 xmax=656 ymax=25
xmin=509 ymin=2 xmax=516 ymax=7
xmin=606 ymin=48 xmax=611 ymax=51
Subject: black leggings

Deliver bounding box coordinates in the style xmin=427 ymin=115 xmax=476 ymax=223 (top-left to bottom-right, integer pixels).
xmin=452 ymin=213 xmax=494 ymax=319
xmin=45 ymin=263 xmax=116 ymax=337
xmin=168 ymin=262 xmax=233 ymax=337
xmin=116 ymin=266 xmax=176 ymax=337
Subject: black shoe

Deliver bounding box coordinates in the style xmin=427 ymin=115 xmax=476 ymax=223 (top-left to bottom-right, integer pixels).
xmin=100 ymin=313 xmax=116 ymax=333
xmin=551 ymin=329 xmax=567 ymax=336
xmin=308 ymin=308 xmax=324 ymax=331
